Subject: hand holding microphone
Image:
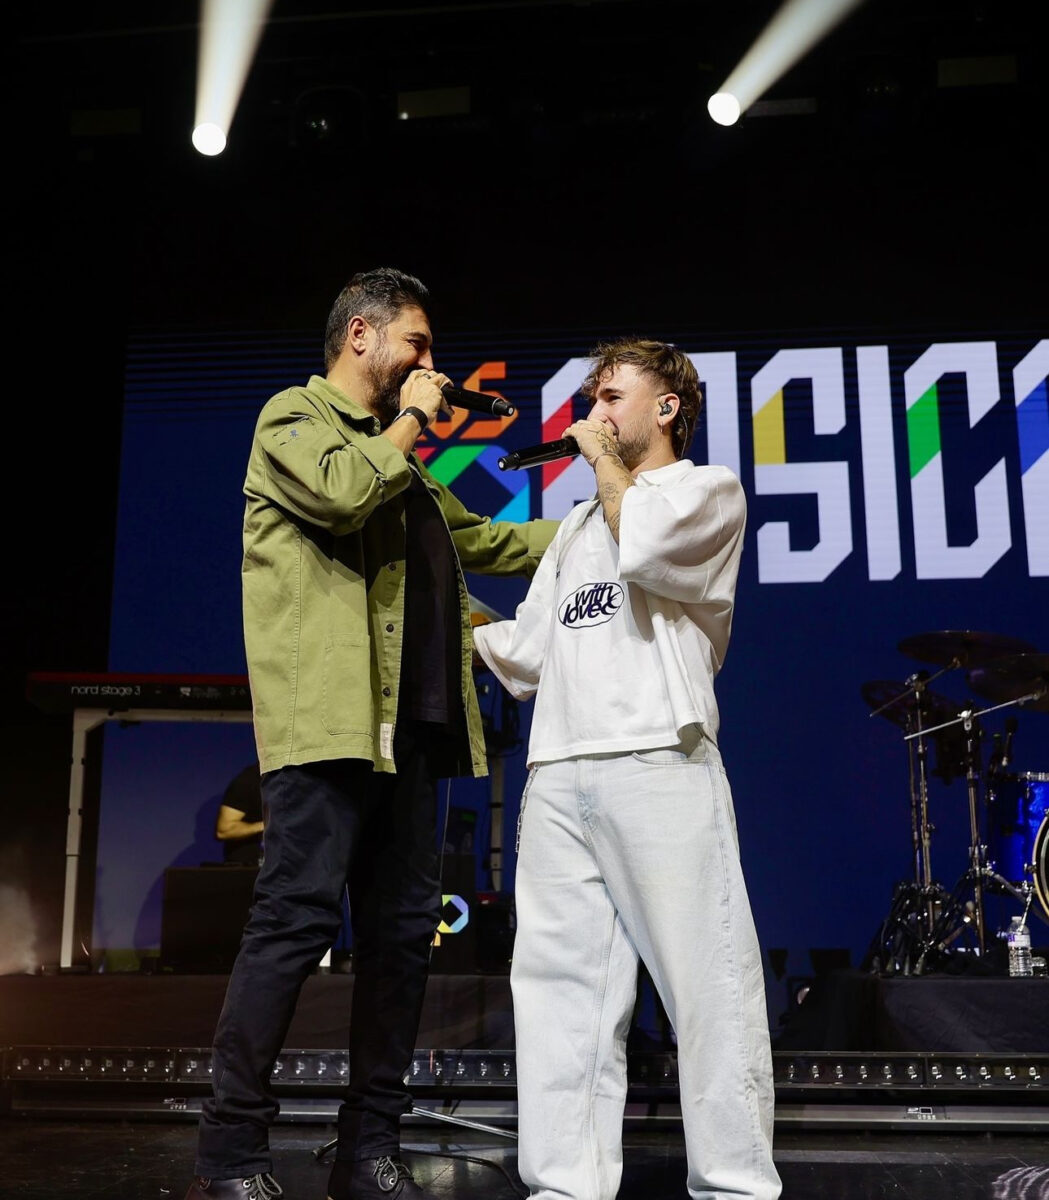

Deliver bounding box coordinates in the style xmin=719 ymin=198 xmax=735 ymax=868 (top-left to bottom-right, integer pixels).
xmin=499 ymin=437 xmax=580 ymax=470
xmin=441 ymin=385 xmax=515 ymax=417
xmin=398 ymin=372 xmax=516 ymax=430
xmin=399 ymin=368 xmax=454 ymax=429
xmin=498 ymin=417 xmax=626 ymax=471
xmin=563 ymin=418 xmax=622 ymax=467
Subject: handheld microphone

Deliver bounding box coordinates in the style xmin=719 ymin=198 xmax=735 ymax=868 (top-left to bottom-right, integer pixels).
xmin=441 ymin=385 xmax=515 ymax=417
xmin=498 ymin=437 xmax=579 ymax=471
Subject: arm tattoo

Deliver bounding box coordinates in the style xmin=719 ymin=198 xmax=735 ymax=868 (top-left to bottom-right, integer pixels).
xmin=597 ymin=473 xmax=629 ymax=541
xmin=604 ymin=501 xmax=622 ymax=539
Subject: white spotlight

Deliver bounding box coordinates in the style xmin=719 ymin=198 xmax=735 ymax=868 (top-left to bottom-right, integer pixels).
xmin=709 ymin=0 xmax=866 ymax=124
xmin=192 ymin=122 xmax=228 ymax=156
xmin=194 ymin=0 xmax=274 ymax=155
xmin=707 ymin=92 xmax=742 ymax=127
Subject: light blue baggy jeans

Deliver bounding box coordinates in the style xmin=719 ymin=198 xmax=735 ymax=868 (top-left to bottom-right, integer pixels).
xmin=511 ymin=730 xmax=781 ymax=1200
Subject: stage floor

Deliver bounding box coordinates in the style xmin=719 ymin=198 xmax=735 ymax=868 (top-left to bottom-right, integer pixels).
xmin=1 ymin=1117 xmax=1046 ymax=1199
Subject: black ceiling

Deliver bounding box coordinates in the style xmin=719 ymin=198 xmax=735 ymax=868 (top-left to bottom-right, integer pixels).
xmin=12 ymin=0 xmax=1048 ymax=333
xmin=16 ymin=1 xmax=1045 ymax=169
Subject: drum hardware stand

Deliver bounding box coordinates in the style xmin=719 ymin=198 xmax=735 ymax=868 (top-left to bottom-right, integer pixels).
xmin=869 ymin=672 xmax=942 ymax=938
xmin=862 ymin=876 xmax=956 ymax=976
xmin=913 ymin=892 xmax=978 ymax=975
xmin=904 ymin=690 xmax=1044 ymax=960
xmin=961 ymin=706 xmax=986 ymax=955
xmin=864 ymin=637 xmax=1048 ymax=976
xmin=978 ymin=866 xmax=1049 ymax=926
xmin=868 ymin=676 xmax=931 ymax=907
xmin=907 ymin=702 xmax=989 ymax=964
xmin=863 ymin=672 xmax=959 ymax=974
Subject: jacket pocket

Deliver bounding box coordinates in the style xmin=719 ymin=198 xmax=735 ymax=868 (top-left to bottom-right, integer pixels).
xmin=327 ymin=546 xmax=368 ymax=647
xmin=321 ymin=640 xmax=371 ymax=735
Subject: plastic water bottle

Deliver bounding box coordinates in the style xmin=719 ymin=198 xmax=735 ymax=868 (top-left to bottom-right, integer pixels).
xmin=1007 ymin=915 xmax=1033 ymax=977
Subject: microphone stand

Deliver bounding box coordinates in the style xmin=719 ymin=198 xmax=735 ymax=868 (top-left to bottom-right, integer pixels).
xmin=961 ymin=707 xmax=987 ymax=955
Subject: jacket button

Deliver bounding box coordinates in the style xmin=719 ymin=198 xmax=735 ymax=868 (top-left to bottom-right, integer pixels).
xmin=387 ymin=562 xmax=397 ymax=571
xmin=385 ymin=623 xmax=395 ymax=633
xmin=382 ymin=686 xmax=392 ymax=697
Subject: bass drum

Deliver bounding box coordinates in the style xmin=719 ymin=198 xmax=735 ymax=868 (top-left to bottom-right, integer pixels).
xmin=1035 ymin=812 xmax=1049 ymax=924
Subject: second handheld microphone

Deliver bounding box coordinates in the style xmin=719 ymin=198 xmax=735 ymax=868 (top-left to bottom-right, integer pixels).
xmin=498 ymin=438 xmax=580 ymax=471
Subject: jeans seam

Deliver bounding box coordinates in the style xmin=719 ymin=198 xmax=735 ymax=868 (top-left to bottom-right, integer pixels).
xmin=583 ymin=899 xmax=619 ymax=1200
xmin=515 ymin=765 xmax=538 ymax=853
xmin=580 ymin=754 xmax=611 ymax=1200
xmin=706 ymin=760 xmax=767 ymax=1184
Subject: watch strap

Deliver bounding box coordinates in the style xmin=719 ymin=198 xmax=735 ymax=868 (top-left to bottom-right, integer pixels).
xmin=395 ymin=406 xmax=429 ymax=430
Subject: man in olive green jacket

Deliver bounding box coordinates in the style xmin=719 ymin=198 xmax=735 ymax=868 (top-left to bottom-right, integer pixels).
xmin=242 ymin=368 xmax=550 ymax=782
xmin=186 ymin=268 xmax=556 ymax=1200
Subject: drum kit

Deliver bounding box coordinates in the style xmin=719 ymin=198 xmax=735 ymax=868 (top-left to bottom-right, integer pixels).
xmin=861 ymin=629 xmax=1049 ymax=976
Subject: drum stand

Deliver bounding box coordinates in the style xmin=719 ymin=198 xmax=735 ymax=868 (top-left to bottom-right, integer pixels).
xmin=905 ymin=691 xmax=1044 ymax=964
xmin=960 ymin=708 xmax=986 ymax=955
xmin=864 ymin=636 xmax=1049 ymax=975
xmin=865 ymin=673 xmax=953 ymax=973
xmin=898 ymin=708 xmax=987 ymax=974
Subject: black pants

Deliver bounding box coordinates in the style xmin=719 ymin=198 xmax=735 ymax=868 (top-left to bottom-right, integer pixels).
xmin=195 ymin=729 xmax=442 ymax=1178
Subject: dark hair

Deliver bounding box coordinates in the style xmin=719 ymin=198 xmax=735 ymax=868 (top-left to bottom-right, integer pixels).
xmin=580 ymin=338 xmax=702 ymax=459
xmin=323 ymin=267 xmax=430 ymax=370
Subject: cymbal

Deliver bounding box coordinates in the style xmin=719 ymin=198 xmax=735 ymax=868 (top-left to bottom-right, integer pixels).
xmin=967 ymin=653 xmax=1049 ymax=713
xmin=897 ymin=629 xmax=1037 ymax=669
xmin=861 ymin=679 xmax=960 ymax=730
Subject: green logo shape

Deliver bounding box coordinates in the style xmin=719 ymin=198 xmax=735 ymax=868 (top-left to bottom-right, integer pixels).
xmin=425 ymin=444 xmax=486 ymax=485
xmin=907 ymin=383 xmax=941 ymax=478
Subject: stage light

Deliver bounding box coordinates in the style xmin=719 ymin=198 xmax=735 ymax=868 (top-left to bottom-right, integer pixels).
xmin=193 ymin=0 xmax=274 ymax=155
xmin=707 ymin=92 xmax=742 ymax=126
xmin=191 ymin=122 xmax=227 ymax=156
xmin=708 ymin=0 xmax=867 ymax=123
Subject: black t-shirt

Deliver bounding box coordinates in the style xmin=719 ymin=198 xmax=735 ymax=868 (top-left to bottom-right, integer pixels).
xmin=399 ymin=470 xmax=463 ymax=728
xmin=221 ymin=762 xmax=263 ymax=865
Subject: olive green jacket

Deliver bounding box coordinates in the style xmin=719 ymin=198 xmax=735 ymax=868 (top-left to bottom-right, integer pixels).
xmin=242 ymin=375 xmax=557 ymax=776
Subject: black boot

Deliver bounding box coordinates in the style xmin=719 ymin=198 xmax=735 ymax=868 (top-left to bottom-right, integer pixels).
xmin=327 ymin=1155 xmax=438 ymax=1199
xmin=185 ymin=1173 xmax=283 ymax=1200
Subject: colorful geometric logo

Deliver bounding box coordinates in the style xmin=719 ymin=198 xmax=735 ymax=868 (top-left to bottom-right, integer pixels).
xmin=414 ymin=360 xmax=531 ymax=522
xmin=438 ymin=894 xmax=469 ymax=935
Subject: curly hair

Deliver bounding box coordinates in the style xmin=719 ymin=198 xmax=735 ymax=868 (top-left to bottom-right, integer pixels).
xmin=580 ymin=338 xmax=702 ymax=459
xmin=323 ymin=267 xmax=430 ymax=370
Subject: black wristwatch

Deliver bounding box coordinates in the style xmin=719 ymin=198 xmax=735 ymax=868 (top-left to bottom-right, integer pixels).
xmin=394 ymin=406 xmax=429 ymax=430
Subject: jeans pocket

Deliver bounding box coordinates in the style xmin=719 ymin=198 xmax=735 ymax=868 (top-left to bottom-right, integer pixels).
xmin=630 ymin=729 xmax=707 ymax=766
xmin=630 ymin=747 xmax=691 ymax=766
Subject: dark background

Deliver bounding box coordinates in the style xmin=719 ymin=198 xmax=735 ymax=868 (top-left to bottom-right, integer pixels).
xmin=5 ymin=0 xmax=1047 ymax=994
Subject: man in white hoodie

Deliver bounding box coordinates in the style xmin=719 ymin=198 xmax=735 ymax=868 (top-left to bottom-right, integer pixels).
xmin=473 ymin=339 xmax=780 ymax=1200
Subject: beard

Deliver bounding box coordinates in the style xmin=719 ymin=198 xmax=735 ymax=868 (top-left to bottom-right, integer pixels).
xmin=367 ymin=337 xmax=409 ymax=426
xmin=612 ymin=420 xmax=654 ymax=470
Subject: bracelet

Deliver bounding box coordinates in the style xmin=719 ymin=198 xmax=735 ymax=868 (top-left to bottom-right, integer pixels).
xmin=592 ymin=451 xmax=621 ymax=466
xmin=395 ymin=406 xmax=429 ymax=430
